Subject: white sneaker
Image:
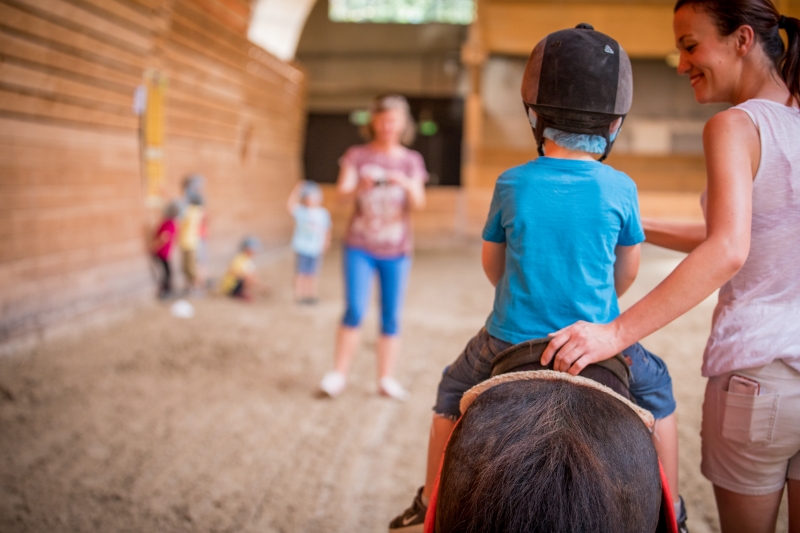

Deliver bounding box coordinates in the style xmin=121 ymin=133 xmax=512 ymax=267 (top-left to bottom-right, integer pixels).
xmin=379 ymin=376 xmax=409 ymax=401
xmin=319 ymin=371 xmax=346 ymax=397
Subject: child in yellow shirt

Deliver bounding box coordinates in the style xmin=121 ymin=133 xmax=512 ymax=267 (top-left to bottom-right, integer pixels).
xmin=220 ymin=236 xmax=262 ymax=301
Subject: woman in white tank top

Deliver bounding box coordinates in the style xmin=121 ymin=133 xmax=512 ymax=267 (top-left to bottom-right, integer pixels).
xmin=540 ymin=1 xmax=800 ymax=530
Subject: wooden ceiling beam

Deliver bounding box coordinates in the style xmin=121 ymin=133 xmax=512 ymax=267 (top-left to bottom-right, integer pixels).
xmin=481 ymin=3 xmax=676 ymax=58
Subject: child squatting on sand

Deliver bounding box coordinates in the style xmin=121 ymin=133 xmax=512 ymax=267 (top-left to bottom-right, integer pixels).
xmin=219 ymin=236 xmax=263 ymax=301
xmin=389 ymin=24 xmax=688 ymax=533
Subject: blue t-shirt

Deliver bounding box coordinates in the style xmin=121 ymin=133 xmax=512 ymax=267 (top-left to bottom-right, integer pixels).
xmin=292 ymin=205 xmax=331 ymax=256
xmin=482 ymin=157 xmax=644 ymax=344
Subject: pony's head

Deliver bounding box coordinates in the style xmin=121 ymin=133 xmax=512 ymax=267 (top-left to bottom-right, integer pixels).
xmin=435 ymin=377 xmax=662 ymax=533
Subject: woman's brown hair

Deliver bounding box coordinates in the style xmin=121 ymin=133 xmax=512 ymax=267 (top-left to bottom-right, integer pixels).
xmin=675 ymin=0 xmax=800 ymax=101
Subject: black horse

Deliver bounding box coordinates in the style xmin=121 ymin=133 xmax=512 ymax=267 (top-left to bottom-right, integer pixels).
xmin=427 ymin=339 xmax=677 ymax=533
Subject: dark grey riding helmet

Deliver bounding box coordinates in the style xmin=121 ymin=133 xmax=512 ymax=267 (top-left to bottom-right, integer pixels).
xmin=521 ymin=23 xmax=633 ymax=161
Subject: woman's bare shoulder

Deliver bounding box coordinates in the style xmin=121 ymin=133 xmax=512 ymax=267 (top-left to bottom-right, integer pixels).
xmin=703 ymin=107 xmax=759 ymax=150
xmin=705 ymin=107 xmax=756 ymax=131
xmin=703 ymin=107 xmax=761 ymax=179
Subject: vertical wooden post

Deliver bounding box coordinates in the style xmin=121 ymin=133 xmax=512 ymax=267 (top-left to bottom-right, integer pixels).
xmin=458 ymin=0 xmax=488 ymax=236
xmin=460 ymin=2 xmax=487 ymax=192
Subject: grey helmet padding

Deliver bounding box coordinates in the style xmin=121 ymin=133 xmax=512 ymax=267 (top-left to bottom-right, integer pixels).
xmin=521 ymin=23 xmax=633 ymax=160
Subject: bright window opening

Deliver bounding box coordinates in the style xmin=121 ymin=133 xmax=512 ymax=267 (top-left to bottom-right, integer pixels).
xmin=329 ymin=0 xmax=474 ymax=24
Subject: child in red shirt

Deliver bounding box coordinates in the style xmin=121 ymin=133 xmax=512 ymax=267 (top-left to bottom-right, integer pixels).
xmin=151 ymin=202 xmax=180 ymax=299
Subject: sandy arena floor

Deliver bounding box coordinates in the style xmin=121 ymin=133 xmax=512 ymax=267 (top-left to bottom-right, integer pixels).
xmin=0 ymin=244 xmax=789 ymax=533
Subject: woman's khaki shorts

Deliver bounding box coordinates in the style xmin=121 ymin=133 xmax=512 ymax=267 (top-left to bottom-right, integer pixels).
xmin=701 ymin=359 xmax=800 ymax=495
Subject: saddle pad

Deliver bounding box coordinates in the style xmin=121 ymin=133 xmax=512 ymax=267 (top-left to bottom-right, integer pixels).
xmin=461 ymin=370 xmax=654 ymax=429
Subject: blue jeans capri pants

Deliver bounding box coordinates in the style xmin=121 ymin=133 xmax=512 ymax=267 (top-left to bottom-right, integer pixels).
xmin=342 ymin=246 xmax=412 ymax=336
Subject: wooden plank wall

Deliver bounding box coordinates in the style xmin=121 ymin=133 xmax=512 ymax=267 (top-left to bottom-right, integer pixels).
xmin=158 ymin=0 xmax=306 ymax=259
xmin=0 ymin=0 xmax=306 ymax=341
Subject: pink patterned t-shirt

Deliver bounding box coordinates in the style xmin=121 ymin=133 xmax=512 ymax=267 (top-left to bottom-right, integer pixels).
xmin=340 ymin=144 xmax=427 ymax=257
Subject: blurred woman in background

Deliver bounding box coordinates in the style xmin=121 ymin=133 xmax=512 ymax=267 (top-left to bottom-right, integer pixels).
xmin=319 ymin=95 xmax=427 ymax=401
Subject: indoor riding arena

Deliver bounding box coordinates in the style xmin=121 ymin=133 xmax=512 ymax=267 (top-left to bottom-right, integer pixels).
xmin=0 ymin=0 xmax=794 ymax=532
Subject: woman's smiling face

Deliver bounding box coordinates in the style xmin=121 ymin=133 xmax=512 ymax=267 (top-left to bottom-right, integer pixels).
xmin=674 ymin=5 xmax=741 ymax=103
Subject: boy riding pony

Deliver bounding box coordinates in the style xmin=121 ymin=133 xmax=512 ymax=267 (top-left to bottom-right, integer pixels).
xmin=390 ymin=24 xmax=686 ymax=532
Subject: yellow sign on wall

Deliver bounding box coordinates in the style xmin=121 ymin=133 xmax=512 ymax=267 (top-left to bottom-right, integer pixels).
xmin=139 ymin=70 xmax=167 ymax=204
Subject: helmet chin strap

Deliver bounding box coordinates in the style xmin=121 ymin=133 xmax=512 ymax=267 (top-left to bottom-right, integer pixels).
xmin=599 ymin=129 xmax=612 ymax=162
xmin=535 ymin=117 xmax=547 ymax=157
xmin=600 ymin=116 xmax=625 ymax=163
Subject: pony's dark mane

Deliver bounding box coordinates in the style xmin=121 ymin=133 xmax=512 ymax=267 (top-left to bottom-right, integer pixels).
xmin=436 ymin=379 xmax=661 ymax=533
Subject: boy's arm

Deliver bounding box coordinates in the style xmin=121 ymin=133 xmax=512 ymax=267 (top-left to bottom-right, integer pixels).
xmin=286 ymin=182 xmax=303 ymax=214
xmin=614 ymin=244 xmax=640 ymax=297
xmin=482 ymin=240 xmax=506 ymax=287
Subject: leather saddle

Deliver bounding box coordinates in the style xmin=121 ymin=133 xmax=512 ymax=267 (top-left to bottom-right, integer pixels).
xmin=489 ymin=337 xmax=631 ymax=400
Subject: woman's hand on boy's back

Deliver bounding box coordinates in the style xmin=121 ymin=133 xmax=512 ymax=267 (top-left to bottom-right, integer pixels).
xmin=540 ymin=321 xmax=626 ymax=375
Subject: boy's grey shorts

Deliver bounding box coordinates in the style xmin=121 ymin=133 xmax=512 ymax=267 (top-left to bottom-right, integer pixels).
xmin=433 ymin=327 xmax=677 ymax=421
xmin=433 ymin=328 xmax=512 ymax=420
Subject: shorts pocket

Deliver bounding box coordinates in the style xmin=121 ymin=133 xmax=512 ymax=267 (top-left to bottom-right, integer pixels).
xmin=720 ymin=389 xmax=779 ymax=446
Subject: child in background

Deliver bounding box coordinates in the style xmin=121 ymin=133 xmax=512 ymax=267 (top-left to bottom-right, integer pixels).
xmin=178 ymin=191 xmax=205 ymax=294
xmin=183 ymin=174 xmax=210 ymax=289
xmin=180 ymin=174 xmax=204 ymax=220
xmin=220 ymin=236 xmax=262 ymax=300
xmin=287 ymin=181 xmax=331 ymax=304
xmin=197 ymin=210 xmax=210 ymax=287
xmin=151 ymin=201 xmax=180 ymax=299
